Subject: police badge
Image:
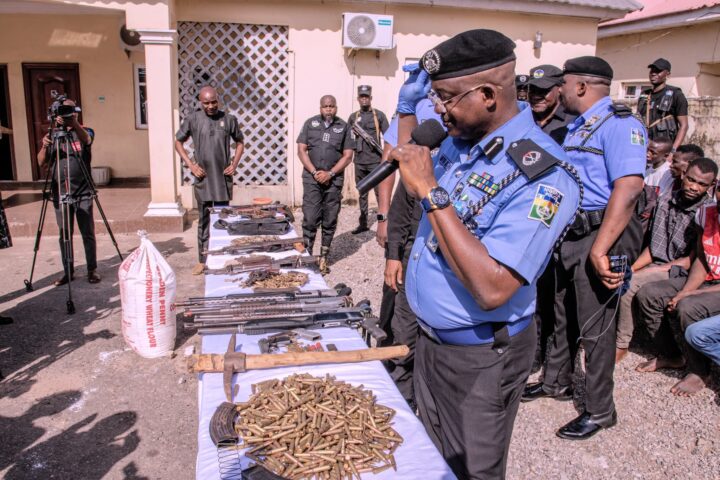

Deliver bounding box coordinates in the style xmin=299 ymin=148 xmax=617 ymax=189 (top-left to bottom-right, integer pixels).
xmin=422 ymin=49 xmax=441 ymax=74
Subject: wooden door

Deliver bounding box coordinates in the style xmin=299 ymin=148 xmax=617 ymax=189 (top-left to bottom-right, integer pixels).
xmin=22 ymin=63 xmax=82 ymax=180
xmin=0 ymin=65 xmax=15 ymax=181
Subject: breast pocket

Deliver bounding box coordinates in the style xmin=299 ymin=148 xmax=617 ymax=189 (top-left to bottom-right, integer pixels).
xmin=454 ymin=184 xmax=499 ymax=231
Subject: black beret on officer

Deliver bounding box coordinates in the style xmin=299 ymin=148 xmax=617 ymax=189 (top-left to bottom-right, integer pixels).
xmin=515 ymin=74 xmax=529 ymax=87
xmin=420 ymin=29 xmax=517 ymax=80
xmin=563 ymin=56 xmax=614 ymax=81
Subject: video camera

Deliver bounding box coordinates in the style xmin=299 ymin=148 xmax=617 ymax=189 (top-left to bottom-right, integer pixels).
xmin=47 ymin=93 xmax=80 ymax=122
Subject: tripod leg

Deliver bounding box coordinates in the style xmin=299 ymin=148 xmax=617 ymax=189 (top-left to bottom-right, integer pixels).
xmin=72 ymin=148 xmax=124 ymax=262
xmin=25 ymin=156 xmax=56 ymax=292
xmin=91 ymin=193 xmax=123 ymax=261
xmin=24 ymin=196 xmax=50 ymax=292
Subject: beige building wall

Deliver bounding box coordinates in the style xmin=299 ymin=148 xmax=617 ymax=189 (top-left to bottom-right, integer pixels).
xmin=177 ymin=0 xmax=599 ymax=205
xmin=598 ymin=21 xmax=720 ymax=99
xmin=0 ymin=13 xmax=149 ymax=182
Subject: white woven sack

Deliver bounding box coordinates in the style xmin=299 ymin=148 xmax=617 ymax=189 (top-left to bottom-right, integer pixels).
xmin=118 ymin=231 xmax=177 ymax=358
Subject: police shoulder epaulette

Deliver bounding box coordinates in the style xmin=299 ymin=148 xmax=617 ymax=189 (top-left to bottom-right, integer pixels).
xmin=611 ymin=102 xmax=633 ymax=118
xmin=506 ymin=139 xmax=560 ymax=181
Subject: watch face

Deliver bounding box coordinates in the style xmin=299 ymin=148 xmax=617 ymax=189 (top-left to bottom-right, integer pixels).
xmin=431 ymin=188 xmax=450 ymax=207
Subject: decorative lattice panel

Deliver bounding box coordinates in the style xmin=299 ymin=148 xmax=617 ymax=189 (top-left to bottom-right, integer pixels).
xmin=177 ymin=22 xmax=289 ymax=185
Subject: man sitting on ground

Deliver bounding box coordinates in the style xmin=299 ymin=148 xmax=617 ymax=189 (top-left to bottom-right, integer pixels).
xmin=644 ymin=136 xmax=672 ymax=190
xmin=658 ymin=144 xmax=704 ymax=196
xmin=635 ymin=161 xmax=720 ymax=395
xmin=616 ymin=158 xmax=716 ymax=363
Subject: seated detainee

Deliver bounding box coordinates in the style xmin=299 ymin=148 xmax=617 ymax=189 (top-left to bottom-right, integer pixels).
xmin=658 ymin=144 xmax=704 ymax=196
xmin=685 ymin=314 xmax=720 ymax=370
xmin=635 ymin=167 xmax=720 ymax=395
xmin=644 ymin=136 xmax=673 ymax=189
xmin=615 ymin=158 xmax=717 ymax=363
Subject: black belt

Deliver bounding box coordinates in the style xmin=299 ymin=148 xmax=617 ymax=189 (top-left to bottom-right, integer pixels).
xmin=568 ymin=208 xmax=605 ymax=238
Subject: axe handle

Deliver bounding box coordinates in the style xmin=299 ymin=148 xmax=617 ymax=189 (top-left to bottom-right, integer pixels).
xmin=187 ymin=345 xmax=409 ymax=373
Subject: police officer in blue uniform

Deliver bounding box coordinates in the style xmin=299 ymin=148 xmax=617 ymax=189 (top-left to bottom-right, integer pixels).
xmin=391 ymin=30 xmax=581 ymax=479
xmin=523 ymin=57 xmax=647 ymax=440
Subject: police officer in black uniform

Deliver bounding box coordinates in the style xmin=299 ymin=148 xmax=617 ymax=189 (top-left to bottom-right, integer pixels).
xmin=347 ymin=85 xmax=389 ymax=234
xmin=528 ymin=64 xmax=577 ymax=370
xmin=297 ymin=95 xmax=354 ymax=274
xmin=637 ymin=58 xmax=689 ymax=150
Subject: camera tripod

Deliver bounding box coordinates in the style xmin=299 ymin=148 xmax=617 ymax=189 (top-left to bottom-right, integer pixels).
xmin=24 ymin=126 xmax=123 ymax=314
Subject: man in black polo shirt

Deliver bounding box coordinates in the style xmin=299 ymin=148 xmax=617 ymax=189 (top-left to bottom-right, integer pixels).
xmin=347 ymin=85 xmax=389 ymax=234
xmin=637 ymin=58 xmax=689 ymax=150
xmin=297 ymin=95 xmax=354 ymax=273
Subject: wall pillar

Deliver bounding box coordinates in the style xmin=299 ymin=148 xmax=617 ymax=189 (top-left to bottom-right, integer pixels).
xmin=138 ymin=28 xmax=186 ymax=232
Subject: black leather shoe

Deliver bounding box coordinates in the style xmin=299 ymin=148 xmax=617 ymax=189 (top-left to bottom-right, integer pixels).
xmin=556 ymin=411 xmax=617 ymax=440
xmin=521 ymin=382 xmax=573 ymax=402
xmin=351 ymin=225 xmax=369 ymax=235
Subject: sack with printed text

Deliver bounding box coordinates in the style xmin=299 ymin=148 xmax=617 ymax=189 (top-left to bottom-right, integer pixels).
xmin=119 ymin=231 xmax=177 ymax=358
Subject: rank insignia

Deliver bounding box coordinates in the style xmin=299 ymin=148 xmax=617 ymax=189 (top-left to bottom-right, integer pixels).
xmin=630 ymin=128 xmax=645 ymax=146
xmin=468 ymin=172 xmax=499 ymax=195
xmin=528 ymin=184 xmax=563 ymax=227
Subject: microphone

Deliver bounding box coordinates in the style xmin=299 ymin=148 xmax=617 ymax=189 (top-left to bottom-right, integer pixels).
xmin=356 ymin=119 xmax=447 ymax=195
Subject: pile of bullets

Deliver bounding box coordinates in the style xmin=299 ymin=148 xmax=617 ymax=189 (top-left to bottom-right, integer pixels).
xmin=237 ymin=373 xmax=402 ymax=479
xmin=241 ymin=271 xmax=309 ymax=289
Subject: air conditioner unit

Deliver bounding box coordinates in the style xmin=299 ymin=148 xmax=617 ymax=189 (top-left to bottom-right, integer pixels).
xmin=342 ymin=13 xmax=394 ymax=50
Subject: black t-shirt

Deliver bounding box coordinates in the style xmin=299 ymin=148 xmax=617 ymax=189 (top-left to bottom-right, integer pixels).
xmin=176 ymin=110 xmax=244 ymax=202
xmin=47 ymin=127 xmax=94 ymax=200
xmin=297 ymin=115 xmax=353 ymax=184
xmin=347 ymin=108 xmax=389 ymax=165
xmin=637 ymin=85 xmax=688 ymax=140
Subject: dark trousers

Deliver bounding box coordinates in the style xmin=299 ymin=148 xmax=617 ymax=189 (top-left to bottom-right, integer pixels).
xmin=355 ymin=162 xmax=379 ymax=227
xmin=379 ymin=246 xmax=418 ymax=407
xmin=414 ymin=322 xmax=535 ymax=479
xmin=301 ymin=181 xmax=342 ymax=253
xmin=197 ymin=199 xmax=229 ymax=263
xmin=54 ymin=196 xmax=97 ymax=273
xmin=635 ymin=277 xmax=720 ymax=377
xmin=534 ymin=259 xmax=556 ymax=370
xmin=543 ymin=216 xmax=642 ymax=420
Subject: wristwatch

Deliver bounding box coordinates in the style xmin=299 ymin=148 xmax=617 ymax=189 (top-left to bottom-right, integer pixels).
xmin=329 ymin=171 xmax=336 ymax=178
xmin=420 ymin=186 xmax=451 ymax=212
xmin=376 ymin=213 xmax=388 ymax=222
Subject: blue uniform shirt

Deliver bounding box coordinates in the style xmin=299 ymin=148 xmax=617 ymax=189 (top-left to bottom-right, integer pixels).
xmin=406 ymin=103 xmax=580 ymax=336
xmin=383 ymin=99 xmax=441 ymax=148
xmin=563 ymin=96 xmax=647 ymax=211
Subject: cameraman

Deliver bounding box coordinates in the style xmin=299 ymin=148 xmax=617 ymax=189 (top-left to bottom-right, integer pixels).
xmin=37 ymin=98 xmax=100 ymax=286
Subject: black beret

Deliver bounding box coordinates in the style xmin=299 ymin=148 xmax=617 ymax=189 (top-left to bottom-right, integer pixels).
xmin=358 ymin=85 xmax=372 ymax=96
xmin=528 ymin=64 xmax=563 ymax=89
xmin=515 ymin=74 xmax=529 ymax=87
xmin=648 ymin=58 xmax=671 ymax=71
xmin=563 ymin=56 xmax=613 ymax=81
xmin=420 ymin=29 xmax=516 ymax=80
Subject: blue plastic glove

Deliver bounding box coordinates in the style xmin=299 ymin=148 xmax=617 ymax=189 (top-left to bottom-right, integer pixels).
xmin=397 ymin=63 xmax=431 ymax=115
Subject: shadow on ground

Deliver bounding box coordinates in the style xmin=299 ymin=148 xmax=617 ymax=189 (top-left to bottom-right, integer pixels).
xmin=0 ymin=237 xmax=190 ymax=399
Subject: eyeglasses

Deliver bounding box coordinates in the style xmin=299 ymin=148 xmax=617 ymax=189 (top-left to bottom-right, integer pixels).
xmin=427 ymin=83 xmax=502 ymax=114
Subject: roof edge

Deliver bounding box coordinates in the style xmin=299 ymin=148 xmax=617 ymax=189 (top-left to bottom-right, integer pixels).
xmin=599 ymin=6 xmax=720 ymax=38
xmin=346 ymin=0 xmax=641 ymax=20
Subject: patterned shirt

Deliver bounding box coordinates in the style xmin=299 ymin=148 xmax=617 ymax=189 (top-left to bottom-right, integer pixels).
xmin=649 ymin=190 xmax=704 ymax=263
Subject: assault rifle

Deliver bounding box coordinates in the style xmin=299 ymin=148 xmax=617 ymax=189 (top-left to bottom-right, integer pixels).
xmin=351 ymin=122 xmax=383 ymax=156
xmin=210 ymin=202 xmax=294 ymax=222
xmin=183 ymin=301 xmax=387 ymax=342
xmin=175 ymin=284 xmax=351 ymax=309
xmin=203 ymin=254 xmax=318 ymax=275
xmin=203 ymin=236 xmax=304 ymax=256
xmin=178 ymin=295 xmax=354 ymax=319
